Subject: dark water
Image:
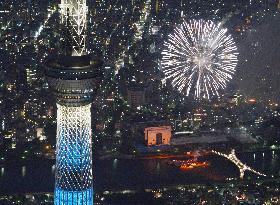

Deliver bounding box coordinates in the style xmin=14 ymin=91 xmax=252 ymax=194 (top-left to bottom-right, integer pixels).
xmin=0 ymin=150 xmax=278 ymax=194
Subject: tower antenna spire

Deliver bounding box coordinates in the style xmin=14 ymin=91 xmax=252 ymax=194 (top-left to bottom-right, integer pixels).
xmin=60 ymin=0 xmax=88 ymax=56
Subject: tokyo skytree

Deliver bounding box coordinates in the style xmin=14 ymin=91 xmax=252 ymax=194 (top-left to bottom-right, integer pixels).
xmin=44 ymin=0 xmax=103 ymax=204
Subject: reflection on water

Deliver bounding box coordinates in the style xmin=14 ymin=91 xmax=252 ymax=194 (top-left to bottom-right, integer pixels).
xmin=156 ymin=162 xmax=160 ymax=173
xmin=52 ymin=165 xmax=55 ymax=174
xmin=0 ymin=167 xmax=4 ymax=177
xmin=22 ymin=166 xmax=26 ymax=177
xmin=113 ymin=159 xmax=118 ymax=170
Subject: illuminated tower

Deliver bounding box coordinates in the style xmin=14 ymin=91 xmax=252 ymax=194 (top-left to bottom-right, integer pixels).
xmin=60 ymin=0 xmax=88 ymax=56
xmin=44 ymin=0 xmax=102 ymax=204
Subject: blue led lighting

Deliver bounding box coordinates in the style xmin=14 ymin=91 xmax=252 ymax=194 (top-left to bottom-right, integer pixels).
xmin=55 ymin=187 xmax=93 ymax=205
xmin=55 ymin=105 xmax=93 ymax=205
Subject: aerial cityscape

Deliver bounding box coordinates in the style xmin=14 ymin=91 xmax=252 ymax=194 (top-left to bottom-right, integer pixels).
xmin=0 ymin=0 xmax=280 ymax=204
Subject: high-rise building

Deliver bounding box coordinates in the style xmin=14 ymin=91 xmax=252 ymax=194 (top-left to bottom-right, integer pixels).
xmin=18 ymin=57 xmax=39 ymax=86
xmin=155 ymin=0 xmax=165 ymax=14
xmin=127 ymin=86 xmax=146 ymax=109
xmin=44 ymin=0 xmax=103 ymax=204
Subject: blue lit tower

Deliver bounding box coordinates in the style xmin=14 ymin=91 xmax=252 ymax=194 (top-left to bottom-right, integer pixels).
xmin=44 ymin=0 xmax=102 ymax=204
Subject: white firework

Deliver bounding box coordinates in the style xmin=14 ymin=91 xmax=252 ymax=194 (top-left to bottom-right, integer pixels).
xmin=161 ymin=19 xmax=238 ymax=100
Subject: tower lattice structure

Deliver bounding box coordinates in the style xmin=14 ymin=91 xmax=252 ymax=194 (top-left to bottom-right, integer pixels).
xmin=60 ymin=0 xmax=88 ymax=56
xmin=55 ymin=104 xmax=93 ymax=204
xmin=44 ymin=0 xmax=103 ymax=204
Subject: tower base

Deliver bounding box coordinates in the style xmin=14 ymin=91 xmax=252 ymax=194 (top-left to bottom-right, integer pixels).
xmin=55 ymin=187 xmax=93 ymax=205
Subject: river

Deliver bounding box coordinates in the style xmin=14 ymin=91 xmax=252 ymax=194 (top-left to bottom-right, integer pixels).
xmin=0 ymin=149 xmax=278 ymax=194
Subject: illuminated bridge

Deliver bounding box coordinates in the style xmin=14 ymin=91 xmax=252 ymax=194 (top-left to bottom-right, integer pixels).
xmin=211 ymin=149 xmax=266 ymax=179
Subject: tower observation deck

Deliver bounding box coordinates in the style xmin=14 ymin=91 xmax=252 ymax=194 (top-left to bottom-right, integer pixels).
xmin=44 ymin=0 xmax=103 ymax=204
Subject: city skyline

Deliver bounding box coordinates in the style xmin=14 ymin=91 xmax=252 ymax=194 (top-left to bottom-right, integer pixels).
xmin=0 ymin=0 xmax=280 ymax=204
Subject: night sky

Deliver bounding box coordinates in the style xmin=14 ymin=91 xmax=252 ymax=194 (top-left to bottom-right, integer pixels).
xmin=233 ymin=11 xmax=280 ymax=102
xmin=157 ymin=0 xmax=280 ymax=101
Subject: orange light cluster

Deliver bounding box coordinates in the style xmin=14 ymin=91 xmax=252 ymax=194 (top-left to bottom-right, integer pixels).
xmin=247 ymin=98 xmax=256 ymax=104
xmin=143 ymin=154 xmax=187 ymax=160
xmin=179 ymin=161 xmax=209 ymax=171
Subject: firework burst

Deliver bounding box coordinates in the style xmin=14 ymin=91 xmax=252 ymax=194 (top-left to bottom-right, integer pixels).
xmin=161 ymin=19 xmax=238 ymax=100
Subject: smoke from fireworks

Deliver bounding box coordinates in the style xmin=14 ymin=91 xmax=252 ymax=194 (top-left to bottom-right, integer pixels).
xmin=161 ymin=19 xmax=238 ymax=100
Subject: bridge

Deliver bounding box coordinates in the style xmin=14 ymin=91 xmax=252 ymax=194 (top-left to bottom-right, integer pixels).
xmin=211 ymin=149 xmax=266 ymax=179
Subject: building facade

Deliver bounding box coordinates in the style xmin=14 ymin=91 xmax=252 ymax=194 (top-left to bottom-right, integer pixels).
xmin=127 ymin=86 xmax=146 ymax=109
xmin=144 ymin=126 xmax=172 ymax=146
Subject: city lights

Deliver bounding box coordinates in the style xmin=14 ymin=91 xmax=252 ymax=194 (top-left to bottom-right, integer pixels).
xmin=0 ymin=0 xmax=280 ymax=204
